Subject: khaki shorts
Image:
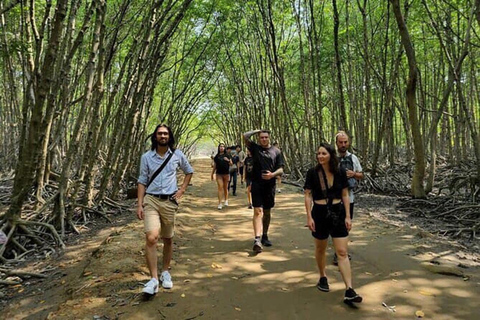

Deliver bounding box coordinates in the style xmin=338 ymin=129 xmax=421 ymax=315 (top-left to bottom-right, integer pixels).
xmin=143 ymin=195 xmax=178 ymax=238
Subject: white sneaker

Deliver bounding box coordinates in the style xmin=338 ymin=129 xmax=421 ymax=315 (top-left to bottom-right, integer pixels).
xmin=142 ymin=277 xmax=159 ymax=295
xmin=224 ymin=200 xmax=229 ymax=206
xmin=160 ymin=271 xmax=173 ymax=289
xmin=217 ymin=204 xmax=222 ymax=210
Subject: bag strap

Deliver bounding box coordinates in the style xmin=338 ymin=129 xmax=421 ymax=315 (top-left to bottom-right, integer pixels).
xmin=317 ymin=167 xmax=330 ymax=204
xmin=146 ymin=149 xmax=175 ymax=189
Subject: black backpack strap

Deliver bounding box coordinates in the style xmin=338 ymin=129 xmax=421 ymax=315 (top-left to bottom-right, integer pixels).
xmin=340 ymin=154 xmax=354 ymax=171
xmin=146 ymin=149 xmax=175 ymax=189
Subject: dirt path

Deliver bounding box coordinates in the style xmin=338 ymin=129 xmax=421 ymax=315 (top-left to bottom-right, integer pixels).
xmin=3 ymin=158 xmax=480 ymax=319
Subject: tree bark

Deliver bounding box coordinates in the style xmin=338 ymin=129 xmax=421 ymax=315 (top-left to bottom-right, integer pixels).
xmin=390 ymin=0 xmax=426 ymax=198
xmin=7 ymin=0 xmax=69 ymax=221
xmin=332 ymin=0 xmax=348 ymax=131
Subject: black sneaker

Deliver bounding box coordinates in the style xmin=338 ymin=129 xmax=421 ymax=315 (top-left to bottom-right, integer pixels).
xmin=253 ymin=239 xmax=263 ymax=253
xmin=248 ymin=204 xmax=253 ymax=209
xmin=316 ymin=277 xmax=329 ymax=292
xmin=344 ymin=288 xmax=362 ymax=303
xmin=261 ymin=235 xmax=272 ymax=247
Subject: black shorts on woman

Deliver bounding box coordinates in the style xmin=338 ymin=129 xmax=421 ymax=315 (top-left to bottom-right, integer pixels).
xmin=311 ymin=202 xmax=348 ymax=239
xmin=304 ymin=166 xmax=349 ymax=240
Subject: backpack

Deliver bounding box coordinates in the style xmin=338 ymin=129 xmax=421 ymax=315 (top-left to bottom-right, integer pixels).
xmin=339 ymin=154 xmax=357 ymax=189
xmin=230 ymin=155 xmax=239 ymax=173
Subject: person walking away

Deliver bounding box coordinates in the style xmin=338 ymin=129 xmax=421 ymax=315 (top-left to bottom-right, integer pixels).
xmin=228 ymin=146 xmax=240 ymax=196
xmin=243 ymin=149 xmax=254 ymax=209
xmin=272 ymin=142 xmax=283 ymax=193
xmin=237 ymin=145 xmax=246 ymax=185
xmin=137 ymin=124 xmax=194 ymax=295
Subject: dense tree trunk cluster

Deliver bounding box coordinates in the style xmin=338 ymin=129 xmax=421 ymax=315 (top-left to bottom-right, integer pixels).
xmin=209 ymin=1 xmax=479 ymax=197
xmin=0 ymin=0 xmax=221 ymax=261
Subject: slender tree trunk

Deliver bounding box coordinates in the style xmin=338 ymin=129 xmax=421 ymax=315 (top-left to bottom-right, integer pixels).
xmin=422 ymin=1 xmax=473 ymax=193
xmin=357 ymin=0 xmax=372 ymax=159
xmin=7 ymin=0 xmax=69 ymax=221
xmin=332 ymin=0 xmax=348 ymax=131
xmin=390 ymin=0 xmax=426 ymax=198
xmin=54 ymin=0 xmax=105 ymax=235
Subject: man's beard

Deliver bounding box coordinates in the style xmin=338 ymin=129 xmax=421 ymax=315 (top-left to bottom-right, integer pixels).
xmin=158 ymin=141 xmax=168 ymax=146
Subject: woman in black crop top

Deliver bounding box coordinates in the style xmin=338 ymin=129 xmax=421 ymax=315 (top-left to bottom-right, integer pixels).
xmin=211 ymin=143 xmax=232 ymax=210
xmin=304 ymin=143 xmax=362 ymax=304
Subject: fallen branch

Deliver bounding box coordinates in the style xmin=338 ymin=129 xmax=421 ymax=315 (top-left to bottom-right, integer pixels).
xmin=0 ymin=279 xmax=21 ymax=285
xmin=0 ymin=267 xmax=48 ymax=278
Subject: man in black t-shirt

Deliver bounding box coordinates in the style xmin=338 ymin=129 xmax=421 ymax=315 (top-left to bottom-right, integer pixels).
xmin=243 ymin=129 xmax=284 ymax=253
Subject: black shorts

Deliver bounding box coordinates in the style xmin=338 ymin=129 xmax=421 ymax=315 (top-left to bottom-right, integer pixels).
xmin=311 ymin=203 xmax=348 ymax=240
xmin=246 ymin=178 xmax=252 ymax=187
xmin=239 ymin=166 xmax=244 ymax=175
xmin=251 ymin=180 xmax=275 ymax=209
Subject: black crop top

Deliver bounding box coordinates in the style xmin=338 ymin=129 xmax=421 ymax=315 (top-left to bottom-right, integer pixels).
xmin=303 ymin=166 xmax=348 ymax=201
xmin=214 ymin=153 xmax=231 ymax=175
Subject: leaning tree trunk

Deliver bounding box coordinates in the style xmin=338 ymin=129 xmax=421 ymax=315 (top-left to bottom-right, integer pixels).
xmin=357 ymin=0 xmax=372 ymax=159
xmin=53 ymin=0 xmax=106 ymax=236
xmin=390 ymin=0 xmax=426 ymax=198
xmin=35 ymin=0 xmax=89 ymax=206
xmin=6 ymin=0 xmax=69 ymax=221
xmin=332 ymin=0 xmax=348 ymax=131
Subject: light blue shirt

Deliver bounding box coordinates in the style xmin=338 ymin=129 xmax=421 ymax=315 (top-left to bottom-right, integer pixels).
xmin=138 ymin=148 xmax=194 ymax=195
xmin=343 ymin=151 xmax=362 ymax=203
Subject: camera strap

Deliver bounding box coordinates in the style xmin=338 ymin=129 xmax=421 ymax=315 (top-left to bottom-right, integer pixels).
xmin=317 ymin=167 xmax=332 ymax=208
xmin=146 ymin=149 xmax=176 ymax=189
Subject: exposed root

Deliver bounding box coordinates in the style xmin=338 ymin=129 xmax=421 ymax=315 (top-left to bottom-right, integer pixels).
xmin=0 ymin=279 xmax=21 ymax=285
xmin=76 ymin=205 xmax=112 ymax=223
xmin=0 ymin=267 xmax=47 ymax=279
xmin=14 ymin=219 xmax=66 ymax=249
xmin=397 ymin=196 xmax=480 ymax=242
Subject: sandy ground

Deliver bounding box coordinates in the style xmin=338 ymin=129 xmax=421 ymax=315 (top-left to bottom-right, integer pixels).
xmin=2 ymin=158 xmax=480 ymax=320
